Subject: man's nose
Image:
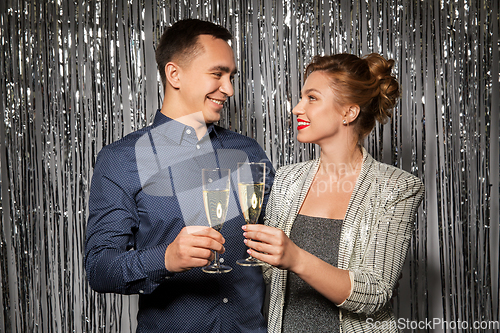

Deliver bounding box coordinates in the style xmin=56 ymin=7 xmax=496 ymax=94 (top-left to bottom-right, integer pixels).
xmin=219 ymin=77 xmax=234 ymax=97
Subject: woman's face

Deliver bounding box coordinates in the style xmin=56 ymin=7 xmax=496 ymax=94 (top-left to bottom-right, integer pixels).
xmin=292 ymin=71 xmax=347 ymax=146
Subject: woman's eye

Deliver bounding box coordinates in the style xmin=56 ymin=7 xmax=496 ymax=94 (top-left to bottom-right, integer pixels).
xmin=308 ymin=95 xmax=316 ymax=101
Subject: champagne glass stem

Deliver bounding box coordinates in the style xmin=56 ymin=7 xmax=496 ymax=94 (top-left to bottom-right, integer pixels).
xmin=213 ymin=251 xmax=220 ymax=268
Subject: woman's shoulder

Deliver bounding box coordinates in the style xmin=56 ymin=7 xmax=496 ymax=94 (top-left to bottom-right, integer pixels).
xmin=275 ymin=159 xmax=317 ymax=179
xmin=366 ymin=157 xmax=424 ymax=193
xmin=267 ymin=160 xmax=318 ymax=194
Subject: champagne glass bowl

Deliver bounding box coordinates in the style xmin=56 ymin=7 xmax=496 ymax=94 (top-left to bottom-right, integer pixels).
xmin=201 ymin=168 xmax=232 ymax=273
xmin=236 ymin=162 xmax=266 ymax=267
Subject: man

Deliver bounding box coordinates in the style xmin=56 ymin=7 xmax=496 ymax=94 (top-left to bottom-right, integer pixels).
xmin=85 ymin=19 xmax=274 ymax=332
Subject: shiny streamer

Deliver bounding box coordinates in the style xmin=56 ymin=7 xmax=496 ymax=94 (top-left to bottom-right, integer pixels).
xmin=0 ymin=0 xmax=498 ymax=332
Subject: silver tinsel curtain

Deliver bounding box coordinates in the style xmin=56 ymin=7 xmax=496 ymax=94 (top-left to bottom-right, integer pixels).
xmin=0 ymin=0 xmax=498 ymax=332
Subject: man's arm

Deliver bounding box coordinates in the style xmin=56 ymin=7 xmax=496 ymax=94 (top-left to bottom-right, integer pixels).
xmin=84 ymin=148 xmax=225 ymax=295
xmin=84 ymin=149 xmax=169 ymax=294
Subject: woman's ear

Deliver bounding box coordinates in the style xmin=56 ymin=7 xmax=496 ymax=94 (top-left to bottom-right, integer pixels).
xmin=165 ymin=62 xmax=181 ymax=89
xmin=346 ymin=105 xmax=360 ymax=123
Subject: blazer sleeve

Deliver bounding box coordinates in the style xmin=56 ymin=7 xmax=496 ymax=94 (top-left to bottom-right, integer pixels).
xmin=339 ymin=172 xmax=424 ymax=314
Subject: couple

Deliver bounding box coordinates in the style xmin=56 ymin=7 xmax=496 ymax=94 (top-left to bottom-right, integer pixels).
xmin=85 ymin=19 xmax=424 ymax=333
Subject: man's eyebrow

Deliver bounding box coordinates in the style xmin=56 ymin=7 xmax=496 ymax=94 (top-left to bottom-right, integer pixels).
xmin=209 ymin=65 xmax=237 ymax=76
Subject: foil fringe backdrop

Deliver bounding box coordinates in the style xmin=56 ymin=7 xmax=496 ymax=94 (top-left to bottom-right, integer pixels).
xmin=0 ymin=0 xmax=498 ymax=332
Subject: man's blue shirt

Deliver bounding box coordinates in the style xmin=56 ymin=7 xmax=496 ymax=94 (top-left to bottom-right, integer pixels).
xmin=85 ymin=110 xmax=274 ymax=332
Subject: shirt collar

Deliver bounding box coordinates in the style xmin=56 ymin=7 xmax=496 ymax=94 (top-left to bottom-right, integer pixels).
xmin=152 ymin=110 xmax=221 ymax=145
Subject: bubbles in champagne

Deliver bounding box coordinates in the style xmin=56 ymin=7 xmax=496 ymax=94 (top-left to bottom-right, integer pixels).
xmin=203 ymin=189 xmax=230 ymax=228
xmin=238 ymin=183 xmax=264 ymax=224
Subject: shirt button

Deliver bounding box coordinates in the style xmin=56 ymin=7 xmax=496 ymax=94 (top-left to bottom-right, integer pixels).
xmin=223 ymin=298 xmax=228 ymax=303
xmin=186 ymin=129 xmax=191 ymax=135
xmin=219 ymin=258 xmax=224 ymax=263
xmin=139 ymin=290 xmax=144 ymax=294
xmin=196 ymin=144 xmax=201 ymax=150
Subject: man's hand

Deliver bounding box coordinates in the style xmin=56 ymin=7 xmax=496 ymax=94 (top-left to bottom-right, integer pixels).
xmin=164 ymin=226 xmax=225 ymax=273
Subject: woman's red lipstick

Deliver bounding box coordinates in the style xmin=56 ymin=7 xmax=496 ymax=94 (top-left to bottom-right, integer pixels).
xmin=297 ymin=119 xmax=310 ymax=130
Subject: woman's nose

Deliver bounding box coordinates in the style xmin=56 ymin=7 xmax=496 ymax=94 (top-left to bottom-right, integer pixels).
xmin=292 ymin=101 xmax=305 ymax=115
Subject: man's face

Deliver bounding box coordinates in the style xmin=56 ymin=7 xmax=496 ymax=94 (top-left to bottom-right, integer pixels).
xmin=177 ymin=35 xmax=236 ymax=124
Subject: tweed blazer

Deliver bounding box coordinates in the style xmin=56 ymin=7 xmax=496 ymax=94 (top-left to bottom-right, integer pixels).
xmin=263 ymin=148 xmax=424 ymax=333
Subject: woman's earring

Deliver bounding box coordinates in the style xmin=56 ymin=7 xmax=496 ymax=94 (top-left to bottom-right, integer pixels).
xmin=343 ymin=119 xmax=347 ymax=125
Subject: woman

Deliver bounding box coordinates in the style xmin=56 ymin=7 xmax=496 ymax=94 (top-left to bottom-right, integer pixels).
xmin=243 ymin=53 xmax=424 ymax=332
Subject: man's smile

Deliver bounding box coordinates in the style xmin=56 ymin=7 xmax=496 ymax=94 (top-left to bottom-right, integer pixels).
xmin=208 ymin=97 xmax=225 ymax=105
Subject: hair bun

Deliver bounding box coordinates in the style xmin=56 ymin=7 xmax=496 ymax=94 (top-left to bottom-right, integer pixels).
xmin=363 ymin=53 xmax=400 ymax=124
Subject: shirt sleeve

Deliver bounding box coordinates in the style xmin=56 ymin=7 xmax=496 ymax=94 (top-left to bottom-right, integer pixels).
xmin=84 ymin=147 xmax=172 ymax=295
xmin=338 ymin=173 xmax=424 ymax=314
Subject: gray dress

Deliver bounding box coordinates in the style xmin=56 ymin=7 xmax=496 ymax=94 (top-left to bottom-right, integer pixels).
xmin=282 ymin=214 xmax=343 ymax=333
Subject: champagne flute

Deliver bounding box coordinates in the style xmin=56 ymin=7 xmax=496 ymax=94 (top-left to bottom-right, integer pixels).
xmin=201 ymin=168 xmax=232 ymax=273
xmin=236 ymin=162 xmax=266 ymax=266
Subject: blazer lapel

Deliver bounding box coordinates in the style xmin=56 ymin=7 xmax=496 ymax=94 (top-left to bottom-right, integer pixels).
xmin=282 ymin=159 xmax=320 ymax=235
xmin=337 ymin=148 xmax=374 ymax=270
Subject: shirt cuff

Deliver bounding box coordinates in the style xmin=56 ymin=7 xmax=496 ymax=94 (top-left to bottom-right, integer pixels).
xmin=337 ymin=270 xmax=354 ymax=307
xmin=138 ymin=242 xmax=173 ymax=282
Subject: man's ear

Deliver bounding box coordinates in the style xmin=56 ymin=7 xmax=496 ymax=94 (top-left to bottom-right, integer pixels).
xmin=346 ymin=105 xmax=360 ymax=123
xmin=165 ymin=62 xmax=181 ymax=89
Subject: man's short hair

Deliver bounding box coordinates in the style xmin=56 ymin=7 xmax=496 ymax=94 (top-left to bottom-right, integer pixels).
xmin=155 ymin=18 xmax=233 ymax=88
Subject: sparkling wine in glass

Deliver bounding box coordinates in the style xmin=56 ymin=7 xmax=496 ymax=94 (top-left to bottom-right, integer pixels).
xmin=201 ymin=168 xmax=232 ymax=273
xmin=236 ymin=162 xmax=266 ymax=266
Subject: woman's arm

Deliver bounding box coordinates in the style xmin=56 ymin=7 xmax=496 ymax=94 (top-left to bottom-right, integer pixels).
xmin=243 ymin=224 xmax=352 ymax=305
xmin=339 ymin=174 xmax=424 ymax=314
xmin=244 ymin=172 xmax=424 ymax=313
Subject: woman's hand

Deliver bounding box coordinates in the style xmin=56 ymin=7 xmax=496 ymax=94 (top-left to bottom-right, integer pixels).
xmin=242 ymin=224 xmax=302 ymax=271
xmin=243 ymin=223 xmax=352 ymax=305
